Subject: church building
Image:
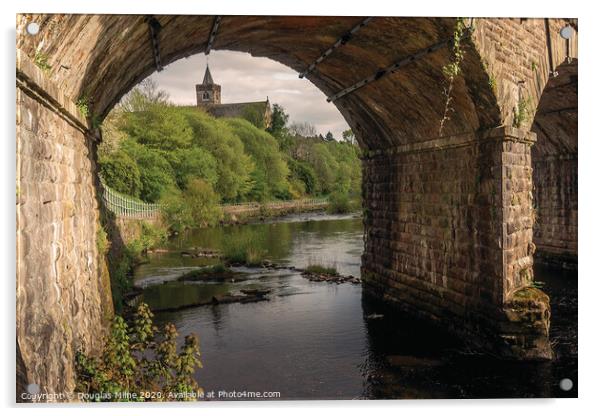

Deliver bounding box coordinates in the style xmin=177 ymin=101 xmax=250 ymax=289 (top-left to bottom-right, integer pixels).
xmin=195 ymin=65 xmax=272 ymax=129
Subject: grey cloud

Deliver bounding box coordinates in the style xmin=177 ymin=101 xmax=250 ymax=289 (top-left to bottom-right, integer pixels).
xmin=149 ymin=50 xmax=349 ymax=138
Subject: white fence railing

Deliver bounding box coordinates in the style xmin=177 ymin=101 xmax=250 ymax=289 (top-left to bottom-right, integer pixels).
xmin=99 ymin=180 xmax=161 ymax=219
xmin=100 ymin=178 xmax=329 ymax=219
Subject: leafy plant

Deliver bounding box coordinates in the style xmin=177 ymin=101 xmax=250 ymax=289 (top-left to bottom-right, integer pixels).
xmin=439 ymin=18 xmax=467 ymax=136
xmin=33 ymin=51 xmax=52 ymax=73
xmin=513 ymin=96 xmax=531 ymax=128
xmin=76 ymin=96 xmax=90 ymax=118
xmin=76 ymin=303 xmax=202 ymax=401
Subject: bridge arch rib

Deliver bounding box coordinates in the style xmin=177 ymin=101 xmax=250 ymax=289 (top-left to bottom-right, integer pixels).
xmin=16 ymin=15 xmax=578 ymax=397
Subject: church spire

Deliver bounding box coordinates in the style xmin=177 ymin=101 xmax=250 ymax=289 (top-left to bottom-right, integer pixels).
xmin=202 ymin=64 xmax=214 ymax=85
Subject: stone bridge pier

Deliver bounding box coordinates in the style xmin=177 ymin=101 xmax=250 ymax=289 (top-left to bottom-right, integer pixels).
xmin=16 ymin=15 xmax=577 ymax=397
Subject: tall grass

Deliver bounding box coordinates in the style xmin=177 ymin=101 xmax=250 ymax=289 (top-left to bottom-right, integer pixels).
xmin=221 ymin=233 xmax=267 ymax=266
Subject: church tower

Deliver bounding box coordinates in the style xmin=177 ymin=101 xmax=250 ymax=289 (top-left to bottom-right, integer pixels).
xmin=196 ymin=65 xmax=221 ymax=106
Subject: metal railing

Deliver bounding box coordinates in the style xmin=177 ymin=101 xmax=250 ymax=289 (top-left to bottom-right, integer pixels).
xmin=99 ymin=177 xmax=329 ymax=219
xmin=99 ymin=179 xmax=161 ymax=219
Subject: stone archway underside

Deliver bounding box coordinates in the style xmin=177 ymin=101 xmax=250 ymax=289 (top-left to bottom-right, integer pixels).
xmin=16 ymin=16 xmax=578 ymax=398
xmin=531 ymin=60 xmax=578 ymax=268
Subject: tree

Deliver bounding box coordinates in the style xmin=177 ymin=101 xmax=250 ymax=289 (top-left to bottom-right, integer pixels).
xmin=267 ymin=103 xmax=289 ymax=136
xmin=120 ymin=105 xmax=194 ymax=151
xmin=121 ymin=140 xmax=175 ymax=202
xmin=167 ymin=147 xmax=218 ymax=190
xmin=289 ymin=121 xmax=317 ymax=138
xmin=117 ymin=79 xmax=170 ymax=113
xmin=342 ymin=128 xmax=356 ymax=145
xmin=181 ymin=110 xmax=254 ymax=202
xmin=226 ymin=118 xmax=290 ymax=200
xmin=325 ymin=131 xmax=334 ymax=141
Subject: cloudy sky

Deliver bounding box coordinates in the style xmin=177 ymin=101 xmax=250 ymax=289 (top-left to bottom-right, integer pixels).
xmin=148 ymin=50 xmax=350 ymax=138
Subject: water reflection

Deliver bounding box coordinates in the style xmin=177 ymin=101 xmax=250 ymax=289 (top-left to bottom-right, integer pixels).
xmin=135 ymin=213 xmax=577 ymax=400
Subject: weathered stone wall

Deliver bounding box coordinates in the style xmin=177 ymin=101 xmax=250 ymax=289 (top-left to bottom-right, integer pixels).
xmin=16 ymin=52 xmax=112 ymax=400
xmin=361 ymin=127 xmax=551 ymax=359
xmin=533 ymin=156 xmax=578 ymax=267
xmin=472 ymin=18 xmax=577 ymax=129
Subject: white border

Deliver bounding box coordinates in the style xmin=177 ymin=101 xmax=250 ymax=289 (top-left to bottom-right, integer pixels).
xmin=2 ymin=1 xmax=600 ymax=415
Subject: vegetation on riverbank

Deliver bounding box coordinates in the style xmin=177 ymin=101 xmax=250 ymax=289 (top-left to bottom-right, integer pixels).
xmin=305 ymin=264 xmax=338 ymax=276
xmin=100 ymin=218 xmax=168 ymax=313
xmin=75 ymin=303 xmax=202 ymax=401
xmin=98 ymin=80 xmax=361 ymax=234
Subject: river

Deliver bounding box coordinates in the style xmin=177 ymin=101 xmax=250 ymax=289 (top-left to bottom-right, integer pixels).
xmin=133 ymin=212 xmax=577 ymax=400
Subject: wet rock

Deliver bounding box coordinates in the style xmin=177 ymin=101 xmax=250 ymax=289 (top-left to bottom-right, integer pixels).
xmin=386 ymin=355 xmax=444 ymax=368
xmin=301 ymin=270 xmax=361 ymax=284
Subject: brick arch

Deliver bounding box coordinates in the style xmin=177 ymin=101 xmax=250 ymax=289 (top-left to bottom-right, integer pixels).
xmin=17 ymin=15 xmax=502 ymax=151
xmin=531 ymin=59 xmax=578 ymax=268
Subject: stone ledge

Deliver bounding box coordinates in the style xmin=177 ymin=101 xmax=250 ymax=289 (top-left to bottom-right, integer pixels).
xmin=362 ymin=126 xmax=537 ymax=160
xmin=480 ymin=125 xmax=537 ymax=144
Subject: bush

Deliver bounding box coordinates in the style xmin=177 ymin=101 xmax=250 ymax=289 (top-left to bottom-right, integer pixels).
xmin=160 ymin=189 xmax=193 ymax=234
xmin=327 ymin=190 xmax=354 ymax=214
xmin=99 ymin=151 xmax=142 ymax=197
xmin=76 ymin=303 xmax=202 ymax=401
xmin=183 ymin=178 xmax=223 ymax=227
xmin=127 ymin=222 xmax=168 ymax=256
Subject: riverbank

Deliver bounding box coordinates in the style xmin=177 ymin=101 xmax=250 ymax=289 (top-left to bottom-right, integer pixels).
xmin=220 ymin=198 xmax=329 ymax=225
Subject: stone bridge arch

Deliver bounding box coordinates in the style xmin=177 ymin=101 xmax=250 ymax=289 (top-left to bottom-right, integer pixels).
xmin=16 ymin=15 xmax=577 ymax=398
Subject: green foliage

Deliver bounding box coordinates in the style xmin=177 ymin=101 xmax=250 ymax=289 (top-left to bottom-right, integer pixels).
xmin=99 ymin=86 xmax=362 ymax=231
xmin=440 ymin=18 xmax=467 ymax=135
xmin=222 ymin=233 xmax=267 ymax=266
xmin=76 ymin=96 xmax=90 ymax=118
xmin=108 ymin=221 xmax=167 ymax=312
xmin=183 ymin=178 xmax=223 ymax=227
xmin=168 ymin=147 xmax=218 ymax=189
xmin=75 ymin=303 xmax=202 ymax=401
xmin=327 ymin=189 xmax=356 ymax=214
xmin=96 ymin=225 xmax=110 ymax=256
xmin=226 ymin=118 xmax=290 ymax=200
xmin=180 ymin=109 xmax=254 ymax=201
xmin=287 ymin=159 xmax=318 ymax=195
xmin=442 ymin=18 xmax=466 ymax=79
xmin=117 ymin=79 xmax=170 ymax=113
xmin=342 ymin=129 xmax=355 ymax=145
xmin=34 ymin=51 xmax=52 ymax=73
xmin=120 ymin=105 xmax=194 ymax=151
xmin=242 ymin=104 xmax=266 ymax=128
xmin=267 ymin=103 xmax=289 ymax=138
xmin=121 ymin=140 xmax=175 ymax=202
xmin=513 ymin=96 xmax=532 ymax=128
xmin=100 ymin=151 xmax=142 ymax=197
xmin=159 ymin=189 xmax=193 ymax=234
xmin=128 ymin=222 xmax=168 ymax=256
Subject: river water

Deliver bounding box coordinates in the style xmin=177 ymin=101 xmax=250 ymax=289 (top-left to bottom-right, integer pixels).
xmin=134 ymin=213 xmax=577 ymax=400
